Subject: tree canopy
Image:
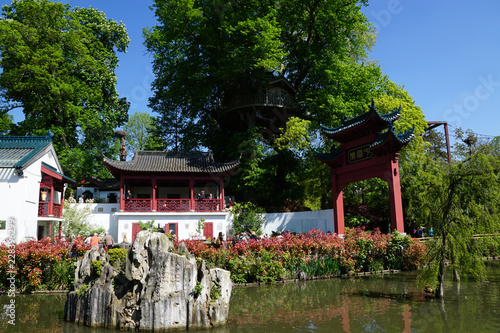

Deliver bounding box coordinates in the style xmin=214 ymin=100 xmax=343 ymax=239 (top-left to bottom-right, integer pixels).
xmin=121 ymin=111 xmax=165 ymax=157
xmin=144 ymin=0 xmax=383 ymax=148
xmin=0 ymin=0 xmax=130 ymax=179
xmin=144 ymin=0 xmax=428 ymax=213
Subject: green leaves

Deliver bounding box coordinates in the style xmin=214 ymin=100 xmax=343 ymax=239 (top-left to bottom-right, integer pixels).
xmin=230 ymin=202 xmax=266 ymax=235
xmin=0 ymin=0 xmax=129 ymax=179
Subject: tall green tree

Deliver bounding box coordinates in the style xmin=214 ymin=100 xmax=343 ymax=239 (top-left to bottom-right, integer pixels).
xmin=144 ymin=0 xmax=428 ymax=212
xmin=144 ymin=0 xmax=379 ymax=149
xmin=121 ymin=111 xmax=165 ymax=156
xmin=0 ymin=0 xmax=130 ymax=179
xmin=405 ymin=130 xmax=500 ymax=298
xmin=0 ymin=107 xmax=13 ymax=134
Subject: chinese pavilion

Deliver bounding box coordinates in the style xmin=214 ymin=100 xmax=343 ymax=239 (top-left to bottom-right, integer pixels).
xmin=103 ymin=151 xmax=239 ymax=241
xmin=317 ymin=101 xmax=414 ymax=235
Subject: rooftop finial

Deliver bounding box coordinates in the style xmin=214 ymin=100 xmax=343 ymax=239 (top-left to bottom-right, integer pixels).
xmin=115 ymin=130 xmax=127 ymax=161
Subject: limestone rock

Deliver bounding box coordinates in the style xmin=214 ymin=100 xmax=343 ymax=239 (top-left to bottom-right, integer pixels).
xmin=64 ymin=231 xmax=232 ymax=331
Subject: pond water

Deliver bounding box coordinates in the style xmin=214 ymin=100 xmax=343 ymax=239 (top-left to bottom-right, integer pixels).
xmin=1 ymin=261 xmax=499 ymax=332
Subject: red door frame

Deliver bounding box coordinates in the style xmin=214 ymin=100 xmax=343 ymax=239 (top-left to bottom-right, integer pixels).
xmin=166 ymin=223 xmax=178 ymax=238
xmin=203 ymin=222 xmax=213 ymax=240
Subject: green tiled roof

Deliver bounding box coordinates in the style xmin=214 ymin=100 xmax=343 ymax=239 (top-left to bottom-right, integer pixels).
xmin=371 ymin=126 xmax=415 ymax=148
xmin=0 ymin=132 xmax=53 ymax=168
xmin=315 ymin=149 xmax=342 ymax=163
xmin=320 ymin=101 xmax=401 ymax=137
xmin=104 ymin=151 xmax=240 ymax=174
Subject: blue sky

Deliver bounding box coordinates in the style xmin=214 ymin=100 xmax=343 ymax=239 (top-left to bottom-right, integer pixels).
xmin=2 ymin=0 xmax=499 ymax=142
xmin=363 ymin=0 xmax=500 ymax=141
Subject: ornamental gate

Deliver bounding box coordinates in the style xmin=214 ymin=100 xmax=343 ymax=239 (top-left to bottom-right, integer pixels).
xmin=317 ymin=101 xmax=415 ymax=235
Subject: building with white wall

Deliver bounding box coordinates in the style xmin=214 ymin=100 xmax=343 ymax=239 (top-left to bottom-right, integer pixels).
xmin=0 ymin=132 xmax=74 ymax=243
xmin=98 ymin=151 xmax=240 ymax=242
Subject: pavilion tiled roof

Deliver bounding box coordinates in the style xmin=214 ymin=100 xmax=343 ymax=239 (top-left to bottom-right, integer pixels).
xmin=370 ymin=126 xmax=415 ymax=156
xmin=0 ymin=132 xmax=53 ymax=168
xmin=103 ymin=151 xmax=240 ymax=175
xmin=320 ymin=101 xmax=401 ymax=143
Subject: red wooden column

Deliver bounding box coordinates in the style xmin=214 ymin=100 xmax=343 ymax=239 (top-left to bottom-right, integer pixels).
xmin=152 ymin=177 xmax=157 ymax=212
xmin=120 ymin=176 xmax=125 ymax=211
xmin=48 ymin=178 xmax=54 ymax=237
xmin=219 ymin=177 xmax=225 ymax=211
xmin=386 ymin=154 xmax=405 ymax=233
xmin=48 ymin=179 xmax=54 ymax=216
xmin=331 ymin=169 xmax=345 ymax=235
xmin=189 ymin=179 xmax=194 ymax=211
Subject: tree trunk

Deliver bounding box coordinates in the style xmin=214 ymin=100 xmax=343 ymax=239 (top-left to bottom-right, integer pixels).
xmin=436 ymin=229 xmax=447 ymax=298
xmin=450 ymin=245 xmax=461 ymax=282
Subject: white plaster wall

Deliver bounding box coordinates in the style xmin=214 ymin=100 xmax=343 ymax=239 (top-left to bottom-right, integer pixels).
xmin=262 ymin=209 xmax=335 ymax=235
xmin=60 ymin=206 xmax=335 ymax=246
xmin=67 ymin=203 xmax=120 ymax=240
xmin=0 ymin=162 xmax=42 ymax=243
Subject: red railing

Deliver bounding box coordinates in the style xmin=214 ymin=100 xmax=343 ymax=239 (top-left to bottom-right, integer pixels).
xmin=156 ymin=199 xmax=190 ymax=212
xmin=194 ymin=199 xmax=220 ymax=212
xmin=53 ymin=203 xmax=62 ymax=218
xmin=38 ymin=202 xmax=48 ymax=217
xmin=123 ymin=199 xmax=221 ymax=212
xmin=38 ymin=202 xmax=63 ymax=218
xmin=124 ymin=199 xmax=152 ymax=212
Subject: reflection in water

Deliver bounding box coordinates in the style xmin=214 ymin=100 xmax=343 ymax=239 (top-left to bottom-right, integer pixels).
xmin=1 ymin=262 xmax=499 ymax=332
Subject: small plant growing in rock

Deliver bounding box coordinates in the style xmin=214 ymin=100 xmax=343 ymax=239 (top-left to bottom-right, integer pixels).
xmin=76 ymin=283 xmax=90 ymax=297
xmin=92 ymin=260 xmax=103 ymax=277
xmin=210 ymin=285 xmax=221 ymax=302
xmin=194 ymin=281 xmax=203 ymax=297
xmin=108 ymin=248 xmax=127 ymax=268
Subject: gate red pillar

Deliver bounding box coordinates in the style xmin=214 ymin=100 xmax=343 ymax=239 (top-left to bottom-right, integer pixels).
xmin=386 ymin=155 xmax=405 ymax=233
xmin=331 ymin=170 xmax=345 ymax=235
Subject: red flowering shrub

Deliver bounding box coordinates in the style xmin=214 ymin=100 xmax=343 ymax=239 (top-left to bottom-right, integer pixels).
xmin=0 ymin=237 xmax=89 ymax=291
xmin=174 ymin=228 xmax=427 ymax=283
xmin=71 ymin=236 xmax=91 ymax=257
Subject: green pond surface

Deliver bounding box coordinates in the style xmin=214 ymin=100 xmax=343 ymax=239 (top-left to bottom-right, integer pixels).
xmin=1 ymin=261 xmax=499 ymax=332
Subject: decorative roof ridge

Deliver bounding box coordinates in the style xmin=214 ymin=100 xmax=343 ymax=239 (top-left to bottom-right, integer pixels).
xmin=103 ymin=151 xmax=240 ymax=169
xmin=378 ymin=106 xmax=401 ymax=123
xmin=370 ymin=125 xmax=415 ymax=148
xmin=315 ymin=148 xmax=342 ymax=161
xmin=320 ymin=100 xmax=401 ymax=135
xmin=135 ymin=150 xmax=214 ymax=157
xmin=0 ymin=130 xmax=54 ymax=142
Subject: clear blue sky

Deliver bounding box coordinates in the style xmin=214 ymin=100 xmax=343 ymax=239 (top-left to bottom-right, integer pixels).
xmin=363 ymin=0 xmax=500 ymax=141
xmin=3 ymin=0 xmax=500 ymax=142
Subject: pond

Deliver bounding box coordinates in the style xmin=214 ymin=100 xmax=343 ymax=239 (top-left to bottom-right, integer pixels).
xmin=1 ymin=261 xmax=499 ymax=332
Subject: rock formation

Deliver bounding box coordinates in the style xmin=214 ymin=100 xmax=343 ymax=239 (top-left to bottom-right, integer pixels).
xmin=64 ymin=231 xmax=232 ymax=331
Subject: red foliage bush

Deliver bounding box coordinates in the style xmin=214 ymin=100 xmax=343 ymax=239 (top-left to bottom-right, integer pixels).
xmin=0 ymin=237 xmax=88 ymax=291
xmin=174 ymin=227 xmax=428 ymax=283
